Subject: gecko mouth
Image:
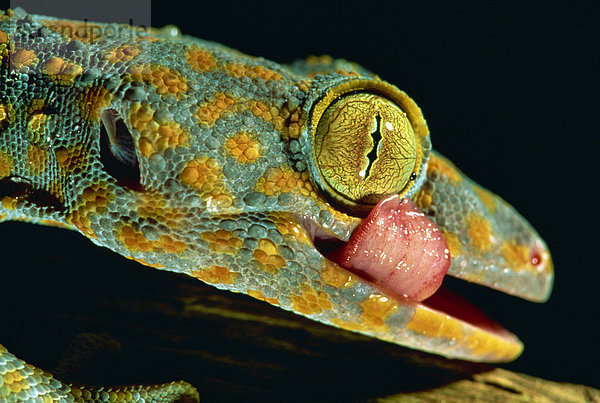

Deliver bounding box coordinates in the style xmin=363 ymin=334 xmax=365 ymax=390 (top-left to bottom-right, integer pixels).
xmin=309 ymin=195 xmax=520 ymax=357
xmin=324 ymin=195 xmax=451 ymax=302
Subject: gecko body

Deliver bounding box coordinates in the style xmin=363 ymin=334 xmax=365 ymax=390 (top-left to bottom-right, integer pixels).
xmin=0 ymin=8 xmax=553 ymax=402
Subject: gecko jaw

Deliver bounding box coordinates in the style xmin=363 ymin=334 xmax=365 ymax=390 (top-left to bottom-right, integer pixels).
xmin=302 ymin=198 xmax=524 ymax=362
xmin=309 ymin=218 xmax=508 ymax=334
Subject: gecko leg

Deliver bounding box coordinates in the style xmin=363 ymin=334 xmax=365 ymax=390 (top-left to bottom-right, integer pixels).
xmin=0 ymin=343 xmax=199 ymax=402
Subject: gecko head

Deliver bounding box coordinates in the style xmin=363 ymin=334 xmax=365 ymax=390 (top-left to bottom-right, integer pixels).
xmin=89 ymin=72 xmax=549 ymax=363
xmin=0 ymin=30 xmax=552 ymax=364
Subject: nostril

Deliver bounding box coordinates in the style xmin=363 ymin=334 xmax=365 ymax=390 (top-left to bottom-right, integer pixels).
xmin=530 ymin=248 xmax=543 ymax=266
xmin=99 ymin=109 xmax=143 ymax=191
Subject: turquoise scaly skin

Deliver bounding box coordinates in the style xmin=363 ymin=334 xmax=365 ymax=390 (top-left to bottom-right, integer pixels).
xmin=0 ymin=8 xmax=552 ymax=401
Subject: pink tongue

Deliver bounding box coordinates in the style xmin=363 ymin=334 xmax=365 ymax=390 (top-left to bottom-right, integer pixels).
xmin=333 ymin=195 xmax=451 ymax=301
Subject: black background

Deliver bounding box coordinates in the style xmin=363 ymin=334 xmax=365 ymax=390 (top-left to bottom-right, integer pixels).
xmin=3 ymin=0 xmax=599 ymax=392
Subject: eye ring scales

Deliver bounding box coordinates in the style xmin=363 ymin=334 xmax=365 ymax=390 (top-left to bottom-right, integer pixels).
xmin=306 ymin=78 xmax=431 ymax=212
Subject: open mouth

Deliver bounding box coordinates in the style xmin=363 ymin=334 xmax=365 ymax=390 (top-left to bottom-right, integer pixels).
xmin=307 ymin=195 xmax=528 ymax=362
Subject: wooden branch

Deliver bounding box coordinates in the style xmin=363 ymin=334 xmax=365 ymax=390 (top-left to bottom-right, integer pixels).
xmin=1 ymin=225 xmax=598 ymax=401
xmin=386 ymin=368 xmax=600 ymax=402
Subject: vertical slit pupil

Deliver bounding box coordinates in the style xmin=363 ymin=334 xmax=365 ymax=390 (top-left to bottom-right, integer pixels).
xmin=364 ymin=113 xmax=382 ymax=179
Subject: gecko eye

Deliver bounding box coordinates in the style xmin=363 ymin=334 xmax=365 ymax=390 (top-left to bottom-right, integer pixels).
xmin=99 ymin=109 xmax=142 ymax=191
xmin=308 ymin=79 xmax=430 ymax=212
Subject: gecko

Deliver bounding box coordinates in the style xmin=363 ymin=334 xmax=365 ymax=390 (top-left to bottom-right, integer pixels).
xmin=0 ymin=8 xmax=553 ymax=402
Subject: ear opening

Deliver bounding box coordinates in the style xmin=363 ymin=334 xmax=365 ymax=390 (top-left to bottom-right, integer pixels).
xmin=99 ymin=109 xmax=143 ymax=191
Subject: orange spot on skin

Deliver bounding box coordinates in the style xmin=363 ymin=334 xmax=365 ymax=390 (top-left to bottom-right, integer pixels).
xmin=192 ymin=265 xmax=238 ymax=285
xmin=415 ymin=190 xmax=432 ymax=209
xmin=4 ymin=372 xmax=23 ymax=393
xmin=330 ymin=293 xmax=399 ymax=336
xmin=501 ymin=242 xmax=530 ymax=268
xmin=249 ymin=100 xmax=286 ymax=131
xmin=330 ymin=318 xmax=368 ymax=332
xmin=142 ymin=121 xmax=188 ymax=157
xmin=1 ymin=196 xmax=18 ymax=210
xmin=180 ymin=156 xmax=225 ymax=196
xmin=195 ymin=95 xmax=302 ymax=138
xmin=406 ymin=305 xmax=522 ymax=361
xmin=120 ymin=224 xmax=187 ymax=254
xmin=195 ymin=92 xmax=237 ymax=126
xmin=0 ymin=151 xmax=13 ymax=178
xmin=81 ymin=185 xmax=111 ymax=205
xmin=291 ymin=285 xmax=333 ymax=315
xmin=0 ymin=30 xmax=8 ymax=44
xmin=305 ymin=55 xmax=334 ymax=65
xmin=297 ymin=81 xmax=311 ymax=94
xmin=254 ymin=166 xmax=317 ymax=198
xmin=466 ymin=327 xmax=523 ymax=361
xmin=4 ymin=369 xmax=23 ymax=383
xmin=320 ymin=260 xmax=358 ymax=288
xmin=136 ymin=192 xmax=186 ymax=226
xmin=27 ymin=145 xmax=47 ymax=175
xmin=253 ymin=238 xmax=286 ymax=273
xmin=128 ymin=64 xmax=187 ymax=97
xmin=225 ymin=132 xmax=260 ymax=163
xmin=247 ymin=290 xmax=280 ymax=306
xmin=427 ymin=154 xmax=462 ymax=183
xmin=227 ymin=63 xmax=283 ymax=81
xmin=55 ymin=145 xmax=87 ymax=172
xmin=271 ymin=214 xmax=312 ymax=245
xmin=129 ymin=103 xmax=155 ymax=134
xmin=129 ymin=103 xmax=189 ymax=157
xmin=0 ymin=102 xmax=15 ymax=131
xmin=441 ymin=229 xmax=462 ymax=258
xmin=287 ymin=110 xmax=302 ymax=139
xmin=335 ymin=70 xmax=360 ymax=77
xmin=201 ymin=230 xmax=242 ymax=254
xmin=473 ymin=185 xmax=497 ymax=213
xmin=186 ymin=46 xmax=217 ymax=72
xmin=157 ymin=234 xmax=188 ymax=254
xmin=42 ymin=57 xmax=83 ymax=85
xmin=68 ymin=183 xmax=114 ymax=238
xmin=415 ymin=180 xmax=436 ymax=210
xmin=27 ymin=99 xmax=45 ymax=114
xmin=406 ymin=305 xmax=463 ymax=340
xmin=26 ymin=112 xmax=49 ymax=141
xmin=25 ymin=99 xmax=50 ymax=143
xmin=10 ymin=48 xmax=38 ymax=69
xmin=296 ymin=56 xmax=363 ymax=77
xmin=105 ymin=44 xmax=141 ymax=63
xmin=38 ymin=219 xmax=74 ymax=230
xmin=78 ymin=86 xmax=113 ymax=122
xmin=360 ymin=294 xmax=398 ymax=332
xmin=501 ymin=242 xmax=543 ymax=273
xmin=467 ymin=214 xmax=493 ymax=251
xmin=44 ymin=20 xmax=104 ymax=43
xmin=207 ymin=193 xmax=234 ymax=209
xmin=248 ymin=100 xmax=302 ymax=139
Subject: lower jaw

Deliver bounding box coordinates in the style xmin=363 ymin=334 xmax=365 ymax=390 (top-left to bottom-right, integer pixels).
xmin=314 ymin=239 xmax=522 ymax=362
xmin=402 ymin=290 xmax=524 ymax=362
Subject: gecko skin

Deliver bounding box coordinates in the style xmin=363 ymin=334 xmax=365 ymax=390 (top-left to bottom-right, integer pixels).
xmin=0 ymin=8 xmax=553 ymax=402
